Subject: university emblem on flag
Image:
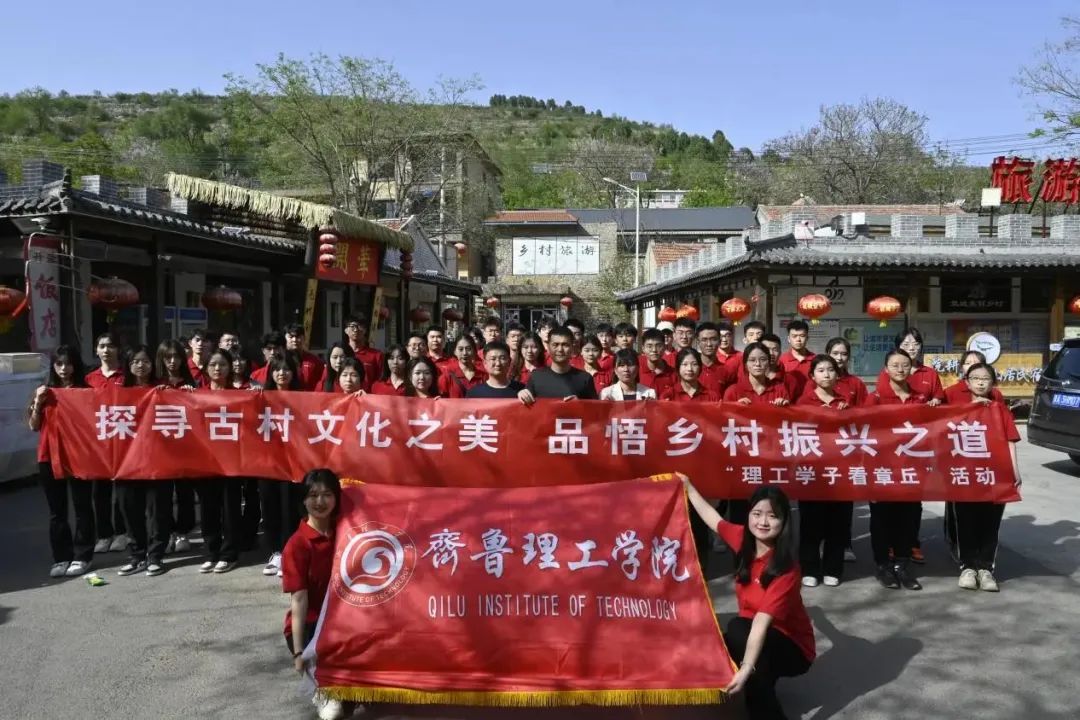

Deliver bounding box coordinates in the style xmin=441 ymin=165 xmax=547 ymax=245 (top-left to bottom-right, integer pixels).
xmin=334 ymin=521 xmax=416 ymax=607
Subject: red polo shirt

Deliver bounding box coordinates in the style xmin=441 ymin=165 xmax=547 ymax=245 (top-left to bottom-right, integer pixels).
xmin=371 ymin=379 xmax=407 ymax=396
xmin=584 ymin=368 xmax=613 ymax=395
xmin=722 ymin=374 xmax=792 ymax=405
xmin=599 ymin=350 xmax=616 ymax=372
xmin=873 ymin=381 xmax=930 ymax=405
xmin=350 ymin=344 xmax=384 ymax=393
xmin=438 ymin=363 xmax=488 ymax=398
xmin=639 ymin=357 xmax=675 ymax=395
xmin=778 ymin=350 xmax=813 ymax=397
xmin=186 ymin=357 xmax=206 ymax=386
xmin=249 ymin=364 xmax=269 ymax=387
xmin=662 ymin=347 xmax=694 ymax=368
xmin=715 ymin=519 xmax=816 ymax=662
xmin=716 ymin=348 xmax=740 ymax=366
xmin=796 ymin=388 xmax=848 ymax=409
xmin=944 ymin=382 xmax=1005 ymax=405
xmin=699 ymin=361 xmax=732 ymax=397
xmin=876 ymin=364 xmax=944 ymax=403
xmin=661 ymin=383 xmax=720 ymax=402
xmin=799 ymin=373 xmax=870 ymax=407
xmin=282 ymin=519 xmax=335 ymax=641
xmin=295 ymin=351 xmax=325 ymax=392
xmin=85 ymin=368 xmax=125 ymax=388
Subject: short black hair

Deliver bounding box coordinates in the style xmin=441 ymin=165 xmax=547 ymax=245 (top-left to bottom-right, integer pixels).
xmin=641 ymin=328 xmax=665 ymax=344
xmin=761 ymin=333 xmax=783 ymax=346
xmin=283 ymin=323 xmax=305 ymax=337
xmin=190 ymin=328 xmax=219 ymax=343
xmin=426 ymin=325 xmax=445 ymax=339
xmin=407 ymin=331 xmax=427 ymax=343
xmin=565 ymin=317 xmax=585 ymax=333
xmin=549 ymin=325 xmax=575 ymax=343
xmin=261 ymin=332 xmax=286 ymax=349
xmin=613 ymin=348 xmax=639 ymax=367
xmin=483 ymin=339 xmax=511 ymax=357
xmin=505 ymin=322 xmax=526 ymax=334
xmin=787 ymin=319 xmax=810 ymax=334
xmin=716 ymin=320 xmax=734 ymax=333
xmin=482 ymin=316 xmax=502 ymax=330
xmin=696 ymin=321 xmax=719 ymax=336
xmin=673 ymin=317 xmax=696 ymax=331
xmin=896 ymin=327 xmax=924 ymax=347
xmin=743 ymin=320 xmax=766 ymax=335
xmin=536 ymin=315 xmax=558 ymax=331
xmin=614 ymin=322 xmax=639 ymax=337
xmin=596 ymin=322 xmax=614 ymax=334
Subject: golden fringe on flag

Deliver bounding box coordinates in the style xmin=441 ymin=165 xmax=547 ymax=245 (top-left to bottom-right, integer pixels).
xmin=321 ymin=687 xmax=727 ymax=707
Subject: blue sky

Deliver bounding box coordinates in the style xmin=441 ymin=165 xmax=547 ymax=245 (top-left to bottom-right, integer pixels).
xmin=7 ymin=0 xmax=1076 ymax=156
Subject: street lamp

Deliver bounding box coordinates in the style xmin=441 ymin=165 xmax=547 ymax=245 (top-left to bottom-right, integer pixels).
xmin=603 ymin=175 xmax=645 ymax=287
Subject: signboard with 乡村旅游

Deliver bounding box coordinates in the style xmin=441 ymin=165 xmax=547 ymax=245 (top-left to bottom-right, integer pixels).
xmin=512 ymin=237 xmax=600 ymax=276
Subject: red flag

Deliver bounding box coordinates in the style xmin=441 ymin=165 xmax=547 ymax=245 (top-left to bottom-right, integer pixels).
xmin=312 ymin=476 xmax=735 ymax=706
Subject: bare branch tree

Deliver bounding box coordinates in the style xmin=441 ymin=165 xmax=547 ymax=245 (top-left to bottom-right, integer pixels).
xmin=1017 ymin=15 xmax=1080 ymax=143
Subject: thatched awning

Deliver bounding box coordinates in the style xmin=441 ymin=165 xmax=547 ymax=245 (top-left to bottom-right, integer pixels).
xmin=166 ymin=173 xmax=414 ymax=251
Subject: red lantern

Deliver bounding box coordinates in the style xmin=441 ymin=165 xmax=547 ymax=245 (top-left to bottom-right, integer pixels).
xmin=720 ymin=297 xmax=752 ymax=325
xmin=485 ymin=297 xmax=499 ymax=309
xmin=442 ymin=308 xmax=463 ymax=322
xmin=454 ymin=242 xmax=467 ymax=255
xmin=1068 ymin=295 xmax=1080 ymax=315
xmin=657 ymin=306 xmax=677 ymax=323
xmin=866 ymin=295 xmax=902 ymax=327
xmin=201 ymin=286 xmax=242 ymax=312
xmin=410 ymin=306 xmax=431 ymax=324
xmin=88 ymin=277 xmax=139 ymax=314
xmin=797 ymin=293 xmax=832 ymax=324
xmin=317 ymin=228 xmax=339 ymax=271
xmin=0 ymin=286 xmax=26 ymax=316
xmin=676 ymin=304 xmax=700 ymax=322
xmin=377 ymin=306 xmax=390 ymax=327
xmin=560 ymin=296 xmax=574 ymax=309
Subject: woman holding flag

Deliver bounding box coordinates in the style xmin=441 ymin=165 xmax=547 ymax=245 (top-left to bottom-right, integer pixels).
xmin=196 ymin=348 xmax=243 ymax=574
xmin=683 ymin=477 xmax=814 ymax=720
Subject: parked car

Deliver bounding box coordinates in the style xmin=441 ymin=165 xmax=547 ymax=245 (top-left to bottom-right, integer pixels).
xmin=1029 ymin=338 xmax=1080 ymax=467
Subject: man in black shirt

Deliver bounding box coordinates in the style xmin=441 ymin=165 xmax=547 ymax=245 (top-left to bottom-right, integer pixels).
xmin=466 ymin=341 xmax=527 ymax=399
xmin=522 ymin=326 xmax=599 ymax=401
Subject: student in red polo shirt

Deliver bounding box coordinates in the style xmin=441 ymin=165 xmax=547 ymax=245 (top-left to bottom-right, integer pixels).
xmin=154 ymin=339 xmax=197 ymax=553
xmin=425 ymin=325 xmax=453 ymax=371
xmin=684 ymin=478 xmax=814 ymax=719
xmin=661 ymin=348 xmax=719 ymax=402
xmin=778 ymin=320 xmax=814 ymax=396
xmin=871 ymin=350 xmax=927 ymax=591
xmin=595 ymin=322 xmax=616 ymax=371
xmin=283 ymin=469 xmax=353 ymax=720
xmin=371 ymin=345 xmax=408 ymax=396
xmin=613 ymin=321 xmax=639 ymax=352
xmin=30 ymin=345 xmax=96 ymax=578
xmin=260 ymin=355 xmax=305 ymax=579
xmin=85 ymin=332 xmax=129 ymax=554
xmin=249 ymin=332 xmax=285 ymax=388
xmin=577 ymin=335 xmax=613 ymax=395
xmin=724 ymin=320 xmax=766 ymax=376
xmin=405 ymin=356 xmax=441 ymax=399
xmin=519 ymin=333 xmax=546 ymax=386
xmin=186 ymin=328 xmax=216 ymax=386
xmin=820 ymin=337 xmax=870 ymax=407
xmin=715 ymin=321 xmax=740 ymax=365
xmin=405 ymin=332 xmax=427 ymax=361
xmin=317 ymin=342 xmax=354 ymax=393
xmin=758 ymin=333 xmax=802 ymax=398
xmin=439 ymin=335 xmax=487 ymax=398
xmin=664 ymin=317 xmax=696 ymax=367
xmin=284 ymin=323 xmax=325 ymax=392
xmin=695 ymin=322 xmax=733 ymax=397
xmin=334 ymin=358 xmax=366 ymax=395
xmin=343 ymin=315 xmax=382 ymax=393
xmin=796 ymin=355 xmax=861 ymax=588
xmin=638 ymin=328 xmax=675 ymax=395
xmin=875 ymin=327 xmax=944 ymax=404
xmin=723 ymin=343 xmax=793 ymax=406
xmin=950 ymin=363 xmax=1021 ymax=593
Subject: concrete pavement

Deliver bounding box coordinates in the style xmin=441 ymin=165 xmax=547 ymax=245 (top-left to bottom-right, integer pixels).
xmin=1 ymin=430 xmax=1079 ymax=719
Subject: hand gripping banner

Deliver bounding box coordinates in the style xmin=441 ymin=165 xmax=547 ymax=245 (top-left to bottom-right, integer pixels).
xmin=310 ymin=476 xmax=735 ymax=706
xmin=46 ymin=388 xmax=1021 ymax=501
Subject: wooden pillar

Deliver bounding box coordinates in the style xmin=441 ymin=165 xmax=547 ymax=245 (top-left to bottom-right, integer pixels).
xmin=148 ymin=235 xmax=167 ymax=350
xmin=1050 ymin=274 xmax=1066 ymax=346
xmin=397 ymin=276 xmax=408 ymax=345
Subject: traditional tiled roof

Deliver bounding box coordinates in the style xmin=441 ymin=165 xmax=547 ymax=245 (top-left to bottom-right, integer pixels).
xmin=650 ymin=243 xmax=704 ymax=266
xmin=485 ymin=210 xmax=579 ymax=224
xmin=571 ymin=207 xmax=754 ymax=232
xmin=378 ymin=217 xmax=480 ymax=293
xmin=0 ymin=180 xmax=304 ymax=253
xmin=757 ymin=203 xmax=969 ymax=222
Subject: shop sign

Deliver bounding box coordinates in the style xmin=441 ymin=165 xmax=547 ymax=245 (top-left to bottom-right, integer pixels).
xmin=940 ymin=279 xmax=1010 ymax=313
xmin=991 ymin=156 xmax=1080 ymax=204
xmin=316 ymin=238 xmax=380 ymax=286
xmin=23 ymin=234 xmax=62 ymax=353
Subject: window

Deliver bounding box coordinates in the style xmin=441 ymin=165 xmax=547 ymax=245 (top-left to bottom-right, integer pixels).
xmin=1045 ymin=345 xmax=1080 ymax=380
xmin=1020 ymin=276 xmax=1052 ymax=313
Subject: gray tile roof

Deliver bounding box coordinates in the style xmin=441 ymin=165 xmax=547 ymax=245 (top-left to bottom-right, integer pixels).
xmin=380 ymin=217 xmax=480 ymax=293
xmin=569 ymin=206 xmax=755 ymax=232
xmin=0 ymin=181 xmax=304 ymax=253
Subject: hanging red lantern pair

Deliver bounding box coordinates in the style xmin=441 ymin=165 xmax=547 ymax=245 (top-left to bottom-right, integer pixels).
xmin=318 ymin=227 xmax=339 ymax=271
xmin=720 ymin=297 xmax=752 ymax=325
xmin=400 ymin=251 xmax=414 ymax=280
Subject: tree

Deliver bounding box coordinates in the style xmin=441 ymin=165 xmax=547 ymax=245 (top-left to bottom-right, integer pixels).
xmin=761 ymin=97 xmax=934 ymax=204
xmin=1018 ymin=16 xmax=1080 ymax=141
xmin=569 ymin=137 xmax=655 ymax=207
xmin=225 ymin=53 xmax=486 ymax=240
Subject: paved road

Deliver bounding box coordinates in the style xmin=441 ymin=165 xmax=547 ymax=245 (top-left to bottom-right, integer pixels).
xmin=2 ymin=430 xmax=1079 ymax=720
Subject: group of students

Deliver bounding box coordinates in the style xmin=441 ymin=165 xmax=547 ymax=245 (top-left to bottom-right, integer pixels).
xmin=29 ymin=313 xmax=1022 ymax=720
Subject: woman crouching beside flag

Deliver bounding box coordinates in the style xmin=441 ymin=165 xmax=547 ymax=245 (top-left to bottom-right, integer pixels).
xmin=283 ymin=469 xmax=357 ymax=720
xmin=682 ymin=476 xmax=815 ymax=720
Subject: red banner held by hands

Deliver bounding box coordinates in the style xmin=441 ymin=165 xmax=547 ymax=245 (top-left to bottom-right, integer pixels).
xmin=46 ymin=388 xmax=1021 ymax=501
xmin=312 ymin=477 xmax=734 ymax=706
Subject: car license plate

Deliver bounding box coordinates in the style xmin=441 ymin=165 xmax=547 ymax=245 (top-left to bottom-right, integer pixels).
xmin=1051 ymin=393 xmax=1080 ymax=409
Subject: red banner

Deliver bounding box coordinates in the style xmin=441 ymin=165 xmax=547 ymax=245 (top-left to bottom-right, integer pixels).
xmin=46 ymin=388 xmax=1020 ymax=501
xmin=311 ymin=477 xmax=734 ymax=706
xmin=315 ymin=238 xmax=380 ymax=285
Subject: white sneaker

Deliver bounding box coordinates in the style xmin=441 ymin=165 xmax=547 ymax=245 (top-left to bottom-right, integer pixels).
xmin=198 ymin=561 xmax=215 ymax=574
xmin=212 ymin=560 xmax=237 ymax=574
xmin=50 ymin=561 xmax=70 ymax=578
xmin=165 ymin=535 xmax=176 ymax=554
xmin=277 ymin=568 xmax=283 ymax=578
xmin=801 ymin=576 xmax=819 ymax=588
xmin=173 ymin=535 xmax=191 ymax=552
xmin=66 ymin=560 xmax=92 ymax=576
xmin=146 ymin=562 xmax=165 ymax=577
xmin=843 ymin=548 xmax=857 ymax=563
xmin=109 ymin=534 xmax=130 ymax=552
xmin=93 ymin=538 xmax=112 ymax=553
xmin=823 ymin=575 xmax=840 ymax=587
xmin=959 ymin=568 xmax=978 ymax=590
xmin=977 ymin=569 xmax=1000 ymax=592
xmin=263 ymin=552 xmax=282 ymax=576
xmin=315 ymin=696 xmax=345 ymax=720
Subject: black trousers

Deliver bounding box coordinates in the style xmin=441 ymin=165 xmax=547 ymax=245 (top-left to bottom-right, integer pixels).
xmin=798 ymin=501 xmax=852 ymax=580
xmin=38 ymin=462 xmax=95 ymax=564
xmin=869 ymin=501 xmax=921 ymax=565
xmin=261 ymin=480 xmax=305 ymax=554
xmin=196 ymin=478 xmax=243 ymax=563
xmin=173 ymin=480 xmax=196 ymax=535
xmin=724 ymin=616 xmax=811 ymax=720
xmin=116 ymin=480 xmax=173 ymax=564
xmin=241 ymin=478 xmax=262 ymax=549
xmin=952 ymin=502 xmax=1005 ymax=571
xmin=92 ymin=480 xmax=126 ymax=538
